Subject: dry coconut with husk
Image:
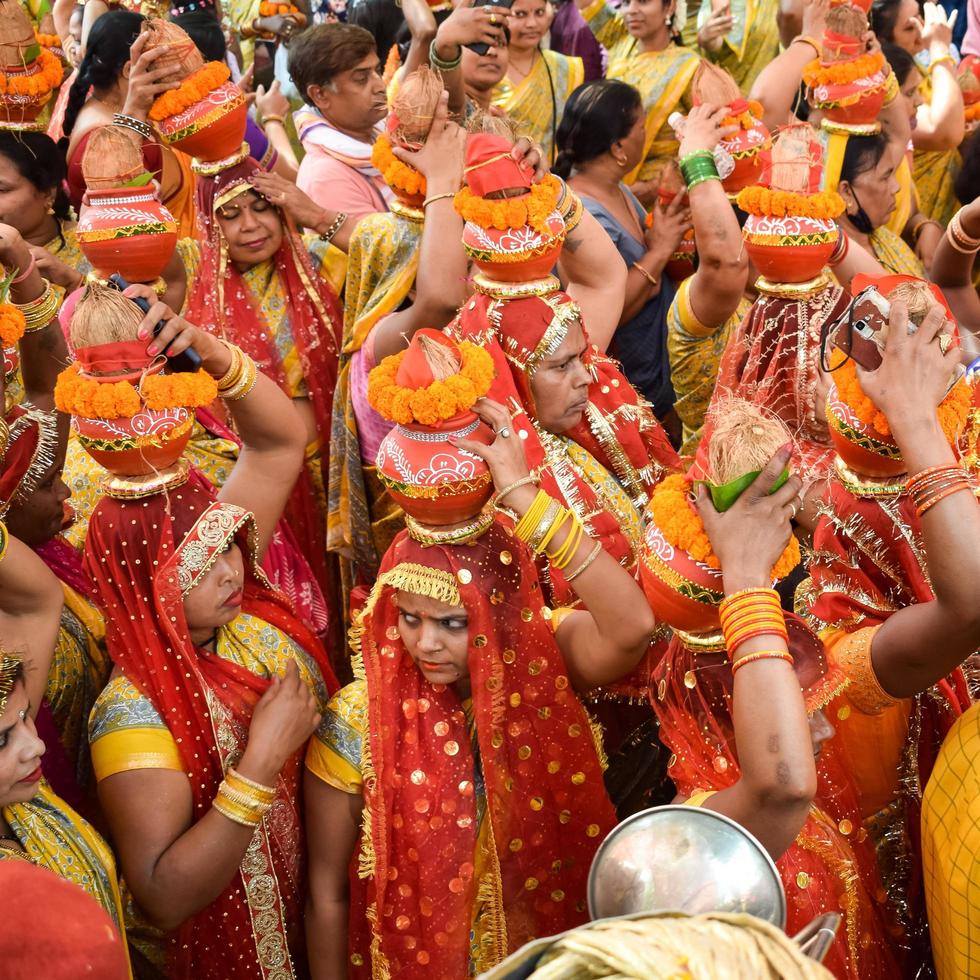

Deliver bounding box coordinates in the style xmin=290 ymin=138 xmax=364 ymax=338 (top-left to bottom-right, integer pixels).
xmin=414 ymin=331 xmax=461 ymax=380
xmin=693 ymin=61 xmax=741 ymax=107
xmin=389 ymin=66 xmax=444 ymax=149
xmin=139 ymin=18 xmax=203 ymax=80
xmin=768 ymin=123 xmax=820 ymax=194
xmin=822 ymin=5 xmax=869 ymax=60
xmin=701 ymin=396 xmax=793 ymax=486
xmin=0 ymin=0 xmax=37 ymax=71
xmin=69 ymin=278 xmax=143 ymax=362
xmin=466 ymin=107 xmax=518 ymax=140
xmin=82 ymin=126 xmax=148 ymax=190
xmin=658 ymin=158 xmax=686 ymax=198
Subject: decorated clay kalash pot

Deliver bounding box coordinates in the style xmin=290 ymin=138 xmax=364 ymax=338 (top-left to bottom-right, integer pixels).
xmin=142 ymin=19 xmax=246 ymax=168
xmin=959 ymin=56 xmax=980 ymax=131
xmin=640 ymin=399 xmax=801 ymax=634
xmin=368 ymin=329 xmax=498 ymax=536
xmin=76 ymin=126 xmax=178 ymax=285
xmin=737 ymin=124 xmax=845 ymax=288
xmin=655 ymin=162 xmax=696 ymax=283
xmin=456 ymin=133 xmax=567 ymax=286
xmin=803 ymin=5 xmax=890 ymax=134
xmin=0 ymin=0 xmax=63 ymax=130
xmin=54 ymin=280 xmax=218 ymax=491
xmin=825 ymin=275 xmax=974 ymax=481
xmin=370 ymin=67 xmax=444 ymax=214
xmin=690 ymin=62 xmax=771 ymax=196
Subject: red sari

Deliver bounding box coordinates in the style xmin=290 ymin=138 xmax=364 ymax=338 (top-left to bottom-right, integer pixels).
xmin=346 ymin=522 xmax=617 ymax=977
xmin=84 ymin=480 xmax=338 ymax=978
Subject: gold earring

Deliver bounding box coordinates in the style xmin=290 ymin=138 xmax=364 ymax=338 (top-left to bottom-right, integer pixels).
xmin=46 ymin=205 xmax=55 ymax=215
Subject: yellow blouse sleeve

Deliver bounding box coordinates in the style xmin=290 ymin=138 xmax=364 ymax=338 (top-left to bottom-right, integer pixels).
xmin=549 ymin=606 xmax=578 ymax=634
xmin=683 ymin=790 xmax=717 ymax=808
xmin=828 ymin=625 xmax=900 ymax=716
xmin=305 ymin=681 xmax=367 ymax=795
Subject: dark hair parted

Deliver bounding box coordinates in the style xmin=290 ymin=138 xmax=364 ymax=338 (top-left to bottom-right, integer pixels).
xmin=839 ymin=131 xmax=891 ymax=185
xmin=552 ymin=79 xmax=643 ymax=180
xmin=62 ymin=10 xmax=145 ymax=140
xmin=869 ymin=0 xmax=904 ymax=44
xmin=0 ymin=131 xmax=71 ymax=222
xmin=287 ymin=23 xmax=378 ymax=104
xmin=881 ymin=42 xmax=918 ymax=85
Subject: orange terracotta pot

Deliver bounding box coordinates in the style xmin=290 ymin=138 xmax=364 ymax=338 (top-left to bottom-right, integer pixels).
xmin=638 ymin=519 xmax=725 ymax=633
xmin=463 ymin=212 xmax=565 ymax=283
xmin=156 ymin=82 xmax=247 ymax=163
xmin=376 ymin=411 xmax=496 ymax=525
xmin=825 ymin=385 xmax=905 ymax=478
xmin=77 ymin=186 xmax=178 ymax=283
xmin=73 ymin=406 xmax=193 ymax=477
xmin=720 ymin=132 xmax=771 ymax=195
xmin=743 ymin=213 xmax=837 ymax=284
xmin=809 ymin=68 xmax=888 ymax=128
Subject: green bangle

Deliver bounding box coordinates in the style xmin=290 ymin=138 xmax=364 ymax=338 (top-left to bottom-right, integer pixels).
xmin=680 ymin=155 xmax=719 ymax=188
xmin=679 ymin=149 xmax=713 ymax=167
xmin=686 ymin=174 xmax=722 ymax=191
xmin=429 ymin=37 xmax=462 ymax=72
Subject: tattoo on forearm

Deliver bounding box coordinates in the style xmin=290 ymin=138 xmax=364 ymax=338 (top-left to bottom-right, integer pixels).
xmin=564 ymin=233 xmax=583 ymax=254
xmin=767 ymin=734 xmax=780 ymax=754
xmin=776 ymin=761 xmax=791 ymax=785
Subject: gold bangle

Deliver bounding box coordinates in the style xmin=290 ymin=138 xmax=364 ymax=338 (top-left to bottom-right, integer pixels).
xmin=731 ymin=650 xmax=794 ymax=675
xmin=213 ymin=792 xmax=263 ymax=828
xmin=15 ymin=280 xmax=60 ymax=333
xmin=261 ymin=113 xmax=286 ymax=126
xmin=0 ymin=521 xmax=8 ymax=565
xmin=218 ymin=784 xmax=272 ymax=814
xmin=632 ymin=262 xmax=658 ymax=287
xmin=538 ymin=506 xmax=571 ymax=555
xmin=0 ymin=416 xmax=9 ymax=458
xmin=223 ymin=356 xmax=257 ymax=401
xmin=494 ymin=473 xmax=539 ymax=507
xmin=215 ymin=341 xmax=245 ymax=390
xmin=527 ymin=499 xmax=563 ymax=554
xmin=226 ymin=766 xmax=277 ymax=800
xmin=794 ymin=34 xmax=821 ymax=55
xmin=422 ymin=191 xmax=456 ymax=208
xmin=564 ymin=540 xmax=601 ymax=582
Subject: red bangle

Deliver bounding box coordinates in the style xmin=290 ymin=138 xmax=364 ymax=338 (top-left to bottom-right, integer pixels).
xmin=731 ymin=650 xmax=795 ymax=675
xmin=11 ymin=253 xmax=36 ymax=284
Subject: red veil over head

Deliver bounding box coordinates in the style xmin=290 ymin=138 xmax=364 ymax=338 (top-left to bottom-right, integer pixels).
xmin=84 ymin=479 xmax=338 ymax=978
xmin=450 ymin=288 xmax=679 ymax=606
xmin=185 ymin=157 xmax=343 ymax=590
xmin=651 ymin=619 xmax=900 ymax=980
xmin=348 ymin=521 xmax=616 ymax=977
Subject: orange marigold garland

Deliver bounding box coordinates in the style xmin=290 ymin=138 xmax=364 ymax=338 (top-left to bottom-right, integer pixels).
xmin=650 ymin=473 xmax=801 ymax=580
xmin=802 ymin=51 xmax=886 ymax=88
xmin=371 ymin=133 xmax=426 ymax=197
xmin=0 ymin=47 xmax=63 ymax=98
xmin=149 ymin=62 xmax=231 ymax=122
xmin=454 ymin=173 xmax=562 ymax=234
xmin=966 ymin=102 xmax=980 ymax=123
xmin=721 ymin=100 xmax=764 ymax=129
xmin=55 ymin=363 xmax=218 ymax=419
xmin=0 ymin=305 xmax=26 ymax=349
xmin=829 ymin=349 xmax=972 ymax=445
xmin=259 ymin=1 xmax=300 ymax=12
xmin=368 ymin=342 xmax=494 ymax=425
xmin=736 ymin=186 xmax=845 ymax=220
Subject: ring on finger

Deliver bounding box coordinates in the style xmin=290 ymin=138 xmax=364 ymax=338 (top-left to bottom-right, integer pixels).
xmin=938 ymin=333 xmax=952 ymax=354
xmin=497 ymin=426 xmax=511 ymax=439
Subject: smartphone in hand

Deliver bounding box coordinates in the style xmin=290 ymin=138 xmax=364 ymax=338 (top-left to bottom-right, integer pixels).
xmin=466 ymin=0 xmax=514 ymax=55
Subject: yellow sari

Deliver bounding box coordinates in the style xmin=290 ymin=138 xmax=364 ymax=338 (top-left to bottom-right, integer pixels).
xmin=694 ymin=0 xmax=780 ymax=93
xmin=913 ymin=72 xmax=962 ymax=226
xmin=869 ymin=225 xmax=926 ymax=277
xmin=2 ymin=780 xmax=132 ymax=977
xmin=326 ymin=207 xmax=421 ymax=581
xmin=491 ymin=50 xmax=585 ymax=163
xmin=582 ymin=0 xmax=700 ymax=185
xmin=885 ymin=154 xmax=917 ymax=237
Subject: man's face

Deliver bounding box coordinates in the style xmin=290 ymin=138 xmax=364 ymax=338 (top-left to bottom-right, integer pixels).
xmin=308 ymin=51 xmax=387 ymax=135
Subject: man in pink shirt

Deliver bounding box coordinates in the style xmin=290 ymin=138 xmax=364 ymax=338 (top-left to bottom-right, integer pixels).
xmin=288 ymin=23 xmax=392 ymax=222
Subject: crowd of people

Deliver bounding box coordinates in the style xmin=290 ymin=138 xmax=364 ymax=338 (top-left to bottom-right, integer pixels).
xmin=3 ymin=0 xmax=980 ymax=976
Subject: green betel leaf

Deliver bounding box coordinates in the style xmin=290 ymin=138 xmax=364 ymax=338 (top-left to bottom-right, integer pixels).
xmin=701 ymin=467 xmax=790 ymax=512
xmin=122 ymin=172 xmax=155 ymax=188
xmin=23 ymin=43 xmax=42 ymax=63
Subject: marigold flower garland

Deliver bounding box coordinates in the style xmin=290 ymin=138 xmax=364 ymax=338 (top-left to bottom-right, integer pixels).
xmin=649 ymin=473 xmax=801 ymax=580
xmin=259 ymin=1 xmax=300 ymax=12
xmin=802 ymin=51 xmax=886 ymax=88
xmin=966 ymin=102 xmax=980 ymax=123
xmin=371 ymin=133 xmax=426 ymax=197
xmin=55 ymin=363 xmax=218 ymax=419
xmin=149 ymin=62 xmax=231 ymax=122
xmin=454 ymin=173 xmax=562 ymax=234
xmin=0 ymin=48 xmax=63 ymax=98
xmin=0 ymin=304 xmax=26 ymax=349
xmin=736 ymin=186 xmax=845 ymax=220
xmin=721 ymin=100 xmax=764 ymax=129
xmin=367 ymin=342 xmax=494 ymax=426
xmin=829 ymin=349 xmax=972 ymax=445
xmin=35 ymin=34 xmax=62 ymax=50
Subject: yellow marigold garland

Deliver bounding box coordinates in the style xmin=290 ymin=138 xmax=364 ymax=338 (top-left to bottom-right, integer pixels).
xmin=829 ymin=349 xmax=972 ymax=445
xmin=0 ymin=304 xmax=26 ymax=348
xmin=35 ymin=33 xmax=62 ymax=49
xmin=966 ymin=102 xmax=980 ymax=123
xmin=0 ymin=48 xmax=63 ymax=98
xmin=367 ymin=342 xmax=494 ymax=425
xmin=371 ymin=133 xmax=426 ymax=197
xmin=802 ymin=51 xmax=886 ymax=88
xmin=55 ymin=363 xmax=218 ymax=419
xmin=149 ymin=62 xmax=231 ymax=122
xmin=650 ymin=473 xmax=801 ymax=580
xmin=454 ymin=173 xmax=562 ymax=234
xmin=736 ymin=186 xmax=845 ymax=220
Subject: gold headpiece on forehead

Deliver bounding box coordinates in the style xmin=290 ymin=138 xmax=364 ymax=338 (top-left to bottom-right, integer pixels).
xmin=0 ymin=654 xmax=22 ymax=715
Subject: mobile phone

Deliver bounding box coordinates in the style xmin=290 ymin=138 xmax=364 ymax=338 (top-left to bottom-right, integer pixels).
xmin=108 ymin=274 xmax=202 ymax=373
xmin=466 ymin=0 xmax=513 ymax=56
xmin=828 ymin=286 xmax=890 ymax=371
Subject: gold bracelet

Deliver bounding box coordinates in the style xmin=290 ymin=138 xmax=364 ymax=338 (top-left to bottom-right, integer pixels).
xmin=213 ymin=790 xmax=263 ymax=828
xmin=215 ymin=341 xmax=245 ymax=390
xmin=218 ymin=784 xmax=272 ymax=814
xmin=15 ymin=280 xmax=60 ymax=333
xmin=527 ymin=499 xmax=563 ymax=554
xmin=223 ymin=355 xmax=258 ymax=401
xmin=262 ymin=113 xmax=286 ymax=126
xmin=794 ymin=34 xmax=821 ymax=55
xmin=226 ymin=766 xmax=277 ymax=800
xmin=494 ymin=473 xmax=539 ymax=507
xmin=538 ymin=506 xmax=572 ymax=555
xmin=0 ymin=521 xmax=8 ymax=565
xmin=513 ymin=489 xmax=552 ymax=541
xmin=423 ymin=191 xmax=456 ymax=208
xmin=564 ymin=539 xmax=601 ymax=582
xmin=632 ymin=262 xmax=658 ymax=287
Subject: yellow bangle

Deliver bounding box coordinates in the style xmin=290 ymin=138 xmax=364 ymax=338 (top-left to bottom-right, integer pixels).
xmin=423 ymin=191 xmax=456 ymax=208
xmin=549 ymin=517 xmax=583 ymax=570
xmin=0 ymin=521 xmax=7 ymax=564
xmin=15 ymin=280 xmax=60 ymax=333
xmin=226 ymin=766 xmax=276 ymax=798
xmin=513 ymin=489 xmax=552 ymax=541
xmin=794 ymin=34 xmax=821 ymax=55
xmin=537 ymin=506 xmax=571 ymax=555
xmin=731 ymin=650 xmax=794 ymax=675
xmin=213 ymin=791 xmax=263 ymax=828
